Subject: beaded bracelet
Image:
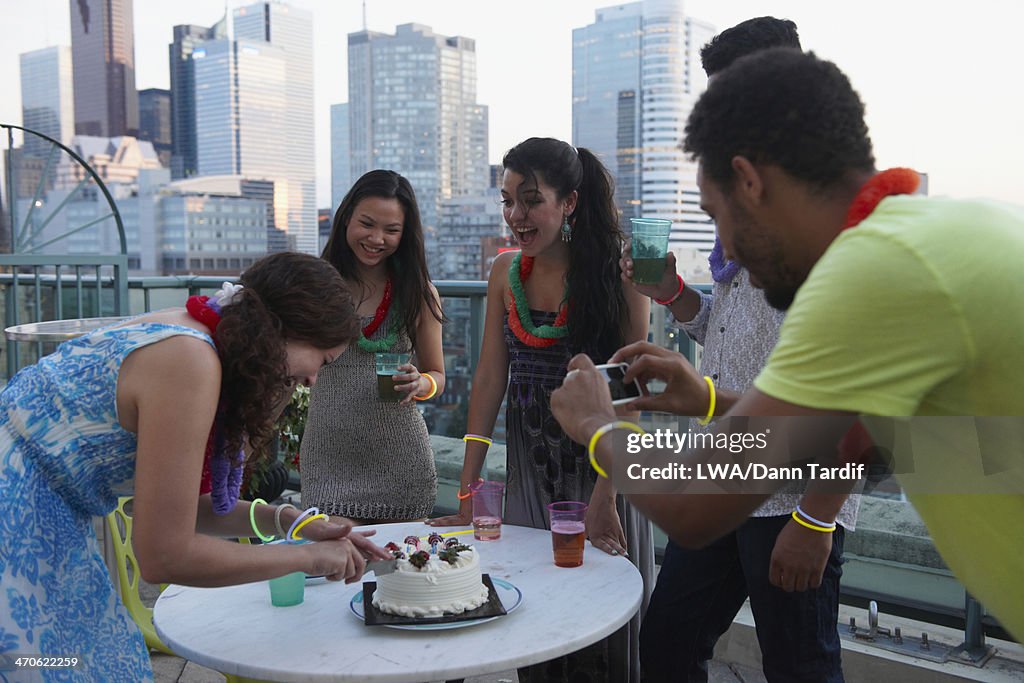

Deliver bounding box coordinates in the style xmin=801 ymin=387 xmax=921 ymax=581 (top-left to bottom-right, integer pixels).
xmin=587 ymin=421 xmax=645 ymax=478
xmin=791 ymin=510 xmax=836 ymax=533
xmin=274 ymin=503 xmax=298 ymax=539
xmin=248 ymin=498 xmax=275 ymax=542
xmin=697 ymin=376 xmax=716 ymax=426
xmin=794 ymin=505 xmax=837 ymax=531
xmin=414 ymin=372 xmax=438 ymax=401
xmin=654 ymin=274 xmax=686 ymax=306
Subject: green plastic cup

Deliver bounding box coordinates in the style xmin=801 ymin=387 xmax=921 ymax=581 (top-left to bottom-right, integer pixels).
xmin=630 ymin=218 xmax=672 ymax=284
xmin=268 ymin=571 xmax=305 ymax=606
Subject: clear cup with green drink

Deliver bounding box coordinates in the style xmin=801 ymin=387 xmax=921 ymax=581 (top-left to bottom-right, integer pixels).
xmin=629 ymin=218 xmax=673 ymax=284
xmin=375 ymin=352 xmax=407 ymax=402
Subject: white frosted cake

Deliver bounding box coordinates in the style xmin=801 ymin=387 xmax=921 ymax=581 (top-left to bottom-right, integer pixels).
xmin=371 ymin=534 xmax=490 ymax=618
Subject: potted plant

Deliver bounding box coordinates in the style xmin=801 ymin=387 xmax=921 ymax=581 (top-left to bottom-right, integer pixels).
xmin=277 ymin=384 xmax=310 ymax=474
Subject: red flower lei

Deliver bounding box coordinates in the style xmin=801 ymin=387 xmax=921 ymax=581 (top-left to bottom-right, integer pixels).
xmin=508 ymin=255 xmax=569 ymax=348
xmin=361 ymin=276 xmax=392 ymax=338
xmin=843 ymin=168 xmax=920 ymax=229
xmin=836 ymin=167 xmax=920 ymax=472
xmin=186 ymin=295 xmax=221 ymax=341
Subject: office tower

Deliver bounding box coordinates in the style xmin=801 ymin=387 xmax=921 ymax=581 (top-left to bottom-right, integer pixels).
xmin=191 ymin=36 xmax=288 ymax=253
xmin=573 ymin=0 xmax=715 ymax=257
xmin=233 ymin=1 xmax=317 ymax=255
xmin=138 ymin=88 xmax=171 ymax=168
xmin=436 ymin=192 xmax=504 ymax=280
xmin=330 ymin=102 xmax=350 ymax=215
xmin=19 ymin=46 xmax=75 ymax=157
xmin=346 ymin=23 xmax=490 ymax=269
xmin=69 ymin=0 xmax=139 ymax=137
xmin=169 ymin=21 xmax=225 ymax=179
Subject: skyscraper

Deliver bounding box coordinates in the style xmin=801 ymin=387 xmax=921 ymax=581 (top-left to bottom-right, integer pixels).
xmin=191 ymin=35 xmax=289 ymax=252
xmin=233 ymin=1 xmax=317 ymax=255
xmin=330 ymin=102 xmax=350 ymax=214
xmin=177 ymin=3 xmax=317 ymax=255
xmin=138 ymin=88 xmax=171 ymax=168
xmin=346 ymin=23 xmax=490 ymax=269
xmin=169 ymin=21 xmax=226 ymax=179
xmin=573 ymin=0 xmax=715 ymax=257
xmin=19 ymin=46 xmax=75 ymax=157
xmin=69 ymin=0 xmax=139 ymax=137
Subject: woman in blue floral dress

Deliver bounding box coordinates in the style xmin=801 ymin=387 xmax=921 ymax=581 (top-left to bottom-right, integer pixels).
xmin=0 ymin=253 xmax=390 ymax=681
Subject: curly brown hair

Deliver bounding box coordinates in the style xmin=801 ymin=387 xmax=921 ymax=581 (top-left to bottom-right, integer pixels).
xmin=215 ymin=252 xmax=359 ymax=464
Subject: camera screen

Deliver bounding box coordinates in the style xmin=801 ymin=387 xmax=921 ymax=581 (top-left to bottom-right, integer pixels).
xmin=601 ymin=364 xmax=640 ymax=401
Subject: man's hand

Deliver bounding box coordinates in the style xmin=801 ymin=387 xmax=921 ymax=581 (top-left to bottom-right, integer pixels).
xmin=620 ymin=242 xmax=680 ymax=301
xmin=610 ymin=341 xmax=709 ymax=416
xmin=551 ymin=354 xmax=617 ymax=445
xmin=768 ymin=519 xmax=834 ymax=592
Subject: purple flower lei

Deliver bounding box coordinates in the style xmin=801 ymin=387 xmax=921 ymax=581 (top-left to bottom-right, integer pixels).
xmin=187 ymin=294 xmax=246 ymax=515
xmin=708 ymin=237 xmax=741 ymax=284
xmin=209 ymin=415 xmax=246 ymax=515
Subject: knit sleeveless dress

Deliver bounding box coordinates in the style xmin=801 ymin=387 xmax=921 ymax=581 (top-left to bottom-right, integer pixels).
xmin=0 ymin=323 xmax=215 ymax=683
xmin=299 ymin=309 xmax=437 ymax=520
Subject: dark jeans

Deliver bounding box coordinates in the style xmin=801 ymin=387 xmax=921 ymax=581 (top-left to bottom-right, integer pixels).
xmin=640 ymin=515 xmax=845 ymax=683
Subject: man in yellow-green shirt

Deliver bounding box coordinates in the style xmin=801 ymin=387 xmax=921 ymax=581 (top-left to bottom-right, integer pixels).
xmin=550 ymin=48 xmax=1024 ymax=643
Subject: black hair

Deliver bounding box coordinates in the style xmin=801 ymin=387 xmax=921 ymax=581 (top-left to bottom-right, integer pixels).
xmin=701 ymin=17 xmax=801 ymax=76
xmin=502 ymin=137 xmax=628 ymax=360
xmin=684 ymin=49 xmax=876 ymax=193
xmin=322 ymin=169 xmax=444 ymax=347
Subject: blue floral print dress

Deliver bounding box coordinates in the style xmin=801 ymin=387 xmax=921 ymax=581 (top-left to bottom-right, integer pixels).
xmin=0 ymin=323 xmax=214 ymax=682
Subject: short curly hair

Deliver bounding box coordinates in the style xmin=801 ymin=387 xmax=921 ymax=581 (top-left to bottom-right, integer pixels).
xmin=701 ymin=17 xmax=800 ymax=76
xmin=684 ymin=49 xmax=875 ymax=193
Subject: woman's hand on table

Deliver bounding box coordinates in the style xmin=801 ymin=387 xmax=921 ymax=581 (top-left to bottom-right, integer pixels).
xmin=586 ymin=498 xmax=628 ymax=557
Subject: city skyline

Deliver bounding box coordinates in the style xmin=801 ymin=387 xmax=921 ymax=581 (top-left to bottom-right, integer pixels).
xmin=2 ymin=0 xmax=1022 ymax=210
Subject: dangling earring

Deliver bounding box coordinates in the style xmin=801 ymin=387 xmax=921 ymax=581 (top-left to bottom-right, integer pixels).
xmin=561 ymin=216 xmax=572 ymax=243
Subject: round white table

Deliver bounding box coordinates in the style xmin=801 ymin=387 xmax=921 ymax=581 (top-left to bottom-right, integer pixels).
xmin=4 ymin=316 xmax=128 ymax=342
xmin=154 ymin=522 xmax=643 ymax=682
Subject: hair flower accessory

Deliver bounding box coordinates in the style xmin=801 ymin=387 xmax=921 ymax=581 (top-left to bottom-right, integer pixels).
xmin=213 ymin=282 xmax=244 ymax=308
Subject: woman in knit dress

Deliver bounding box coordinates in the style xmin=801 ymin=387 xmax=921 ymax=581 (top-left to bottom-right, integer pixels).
xmin=300 ymin=170 xmax=445 ymax=523
xmin=429 ymin=137 xmax=650 ymax=681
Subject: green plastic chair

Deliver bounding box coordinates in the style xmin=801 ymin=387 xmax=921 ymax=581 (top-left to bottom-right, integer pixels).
xmin=106 ymin=496 xmax=268 ymax=683
xmin=107 ymin=496 xmax=176 ymax=656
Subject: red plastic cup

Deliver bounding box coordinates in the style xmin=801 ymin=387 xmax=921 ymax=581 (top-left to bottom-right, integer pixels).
xmin=547 ymin=501 xmax=588 ymax=567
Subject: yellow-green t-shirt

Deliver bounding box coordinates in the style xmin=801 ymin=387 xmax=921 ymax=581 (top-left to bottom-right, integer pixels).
xmin=755 ymin=195 xmax=1024 ymax=640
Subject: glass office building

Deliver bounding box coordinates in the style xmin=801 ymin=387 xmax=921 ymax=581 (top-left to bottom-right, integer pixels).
xmin=573 ymin=0 xmax=715 ymax=255
xmin=69 ymin=0 xmax=139 ymax=137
